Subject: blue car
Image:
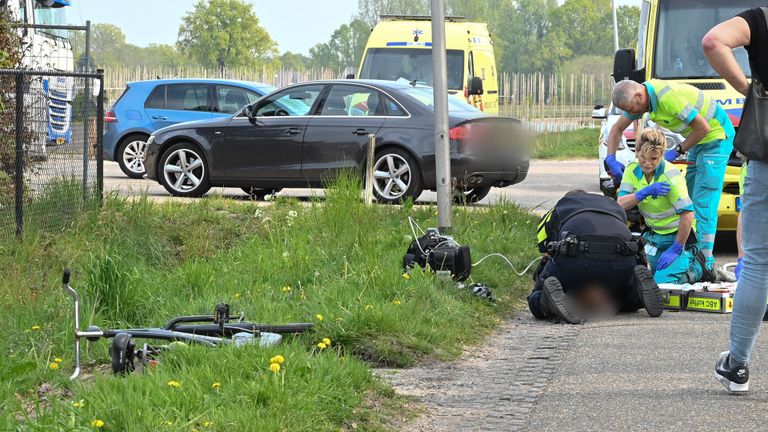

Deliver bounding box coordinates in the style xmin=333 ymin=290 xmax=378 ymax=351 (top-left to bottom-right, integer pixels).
xmin=104 ymin=79 xmax=275 ymax=178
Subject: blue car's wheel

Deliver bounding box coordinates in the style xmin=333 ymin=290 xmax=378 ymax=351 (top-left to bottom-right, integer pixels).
xmin=117 ymin=134 xmax=149 ymax=179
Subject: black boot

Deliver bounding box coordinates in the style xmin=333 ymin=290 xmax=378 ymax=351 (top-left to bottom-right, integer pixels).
xmin=541 ymin=277 xmax=583 ymax=325
xmin=632 ymin=265 xmax=663 ymax=317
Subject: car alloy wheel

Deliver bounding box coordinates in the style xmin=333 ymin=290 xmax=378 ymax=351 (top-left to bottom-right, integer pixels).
xmin=161 ymin=146 xmax=208 ymax=196
xmin=117 ymin=134 xmax=149 ymax=179
xmin=373 ymin=153 xmax=412 ymax=201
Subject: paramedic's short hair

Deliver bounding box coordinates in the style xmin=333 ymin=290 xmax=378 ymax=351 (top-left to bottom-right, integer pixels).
xmin=636 ymin=128 xmax=666 ymax=158
xmin=612 ymin=80 xmax=643 ymax=108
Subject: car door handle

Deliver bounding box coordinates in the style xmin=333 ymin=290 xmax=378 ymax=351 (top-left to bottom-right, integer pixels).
xmin=353 ymin=128 xmax=369 ymax=135
xmin=152 ymin=115 xmax=167 ymax=120
xmin=285 ymin=127 xmax=302 ymax=135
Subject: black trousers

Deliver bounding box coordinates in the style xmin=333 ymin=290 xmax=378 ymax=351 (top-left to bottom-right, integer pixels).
xmin=528 ymin=254 xmax=642 ymax=320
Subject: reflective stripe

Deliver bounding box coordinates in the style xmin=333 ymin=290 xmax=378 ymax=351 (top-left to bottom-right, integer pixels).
xmin=672 ymin=197 xmax=693 ymax=210
xmin=704 ymin=103 xmax=717 ymax=121
xmin=641 ymin=208 xmax=678 ymax=219
xmin=619 ymin=183 xmax=635 ymax=194
xmin=651 ymin=219 xmax=681 ymax=231
xmin=701 ymin=249 xmax=713 ymax=257
xmin=665 ymin=169 xmax=681 ymax=179
xmin=702 ymin=234 xmax=716 ymax=243
xmin=695 ymin=90 xmax=705 ymax=111
xmin=670 ymin=122 xmax=688 ymax=133
xmin=657 ymin=85 xmax=671 ymax=99
xmin=678 ymin=104 xmax=695 ymax=122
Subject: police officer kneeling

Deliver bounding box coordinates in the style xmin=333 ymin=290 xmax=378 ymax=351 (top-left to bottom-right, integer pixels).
xmin=529 ymin=190 xmax=663 ymax=324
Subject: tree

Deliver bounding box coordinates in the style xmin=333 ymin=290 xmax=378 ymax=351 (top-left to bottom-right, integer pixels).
xmin=617 ymin=5 xmax=641 ymax=50
xmin=356 ymin=0 xmax=429 ymax=27
xmin=278 ymin=51 xmax=311 ymax=71
xmin=177 ymin=0 xmax=277 ymax=73
xmin=309 ymin=19 xmax=370 ymax=70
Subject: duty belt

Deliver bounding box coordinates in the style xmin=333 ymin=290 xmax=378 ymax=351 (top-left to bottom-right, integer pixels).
xmin=547 ymin=234 xmax=641 ymax=259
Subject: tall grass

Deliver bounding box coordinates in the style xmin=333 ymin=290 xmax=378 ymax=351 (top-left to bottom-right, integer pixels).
xmin=534 ymin=128 xmax=600 ymax=160
xmin=0 ymin=174 xmax=539 ymax=430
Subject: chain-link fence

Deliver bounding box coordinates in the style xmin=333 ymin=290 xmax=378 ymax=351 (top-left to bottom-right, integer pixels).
xmin=0 ymin=68 xmax=103 ymax=238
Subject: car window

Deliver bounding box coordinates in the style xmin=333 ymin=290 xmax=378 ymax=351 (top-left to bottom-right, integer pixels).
xmin=166 ymin=84 xmax=209 ymax=112
xmin=384 ymin=96 xmax=407 ymax=117
xmin=401 ymin=87 xmax=482 ymax=113
xmin=144 ymin=85 xmax=165 ymax=109
xmin=320 ymin=85 xmax=384 ymax=117
xmin=216 ymin=85 xmax=262 ymax=114
xmin=254 ymin=85 xmax=324 ymax=117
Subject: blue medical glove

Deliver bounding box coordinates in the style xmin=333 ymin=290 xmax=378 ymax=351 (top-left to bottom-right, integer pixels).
xmin=605 ymin=154 xmax=625 ymax=180
xmin=656 ymin=241 xmax=684 ymax=271
xmin=664 ymin=148 xmax=680 ymax=162
xmin=635 ymin=182 xmax=671 ymax=201
xmin=735 ymin=257 xmax=744 ymax=280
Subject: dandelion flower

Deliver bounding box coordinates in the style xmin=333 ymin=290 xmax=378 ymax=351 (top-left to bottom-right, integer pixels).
xmin=91 ymin=419 xmax=105 ymax=428
xmin=282 ymin=286 xmax=291 ymax=293
xmin=202 ymin=421 xmax=213 ymax=427
xmin=270 ymin=355 xmax=285 ymax=365
xmin=402 ymin=273 xmax=410 ymax=280
xmin=316 ymin=342 xmax=327 ymax=350
xmin=72 ymin=400 xmax=84 ymax=408
xmin=322 ymin=338 xmax=331 ymax=346
xmin=162 ymin=420 xmax=174 ymax=426
xmin=167 ymin=380 xmax=181 ymax=388
xmin=54 ymin=357 xmax=63 ymax=363
xmin=269 ymin=363 xmax=281 ymax=373
xmin=392 ymin=299 xmax=401 ymax=305
xmin=365 ymin=304 xmax=373 ymax=311
xmin=234 ymin=293 xmax=241 ymax=299
xmin=49 ymin=362 xmax=59 ymax=370
xmin=211 ymin=382 xmax=221 ymax=390
xmin=316 ymin=313 xmax=324 ymax=321
xmin=31 ymin=325 xmax=41 ymax=331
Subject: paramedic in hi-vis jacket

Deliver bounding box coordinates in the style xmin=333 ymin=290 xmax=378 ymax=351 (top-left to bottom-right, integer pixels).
xmin=617 ymin=128 xmax=711 ymax=284
xmin=605 ymin=79 xmax=734 ymax=273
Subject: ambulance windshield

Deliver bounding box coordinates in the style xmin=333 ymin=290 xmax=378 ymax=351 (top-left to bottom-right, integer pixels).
xmin=654 ymin=0 xmax=753 ymax=79
xmin=360 ymin=48 xmax=465 ymax=90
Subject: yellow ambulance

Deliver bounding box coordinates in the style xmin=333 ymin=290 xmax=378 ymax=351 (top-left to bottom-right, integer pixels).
xmin=355 ymin=15 xmax=499 ymax=114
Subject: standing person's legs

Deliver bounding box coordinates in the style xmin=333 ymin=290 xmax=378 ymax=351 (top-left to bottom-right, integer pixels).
xmin=729 ymin=160 xmax=768 ymax=364
xmin=687 ymin=139 xmax=732 ymax=268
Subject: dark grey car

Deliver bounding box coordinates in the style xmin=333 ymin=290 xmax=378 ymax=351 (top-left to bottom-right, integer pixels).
xmin=143 ymin=79 xmax=530 ymax=203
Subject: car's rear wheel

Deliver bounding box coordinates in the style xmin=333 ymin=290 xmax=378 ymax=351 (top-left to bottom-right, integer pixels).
xmin=117 ymin=133 xmax=149 ymax=179
xmin=454 ymin=186 xmax=492 ymax=205
xmin=241 ymin=187 xmax=282 ymax=200
xmin=372 ymin=148 xmax=423 ymax=204
xmin=159 ymin=142 xmax=211 ymax=197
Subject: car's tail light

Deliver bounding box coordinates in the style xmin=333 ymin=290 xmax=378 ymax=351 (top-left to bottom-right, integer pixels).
xmin=463 ymin=86 xmax=468 ymax=98
xmin=104 ymin=110 xmax=117 ymax=123
xmin=449 ymin=124 xmax=471 ymax=141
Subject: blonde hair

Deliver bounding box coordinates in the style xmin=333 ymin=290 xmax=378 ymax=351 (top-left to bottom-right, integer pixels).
xmin=636 ymin=128 xmax=666 ymax=159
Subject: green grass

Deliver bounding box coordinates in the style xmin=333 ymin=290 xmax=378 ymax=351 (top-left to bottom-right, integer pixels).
xmin=534 ymin=128 xmax=599 ymax=159
xmin=0 ymin=175 xmax=539 ymax=431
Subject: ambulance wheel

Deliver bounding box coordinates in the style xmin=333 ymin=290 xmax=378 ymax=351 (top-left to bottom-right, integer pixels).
xmin=110 ymin=333 xmax=136 ymax=375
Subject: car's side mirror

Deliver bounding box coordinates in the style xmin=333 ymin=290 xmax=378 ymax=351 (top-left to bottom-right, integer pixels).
xmin=613 ymin=49 xmax=645 ymax=84
xmin=468 ymin=77 xmax=483 ymax=95
xmin=288 ymin=91 xmax=311 ymax=100
xmin=592 ymin=106 xmax=608 ymax=119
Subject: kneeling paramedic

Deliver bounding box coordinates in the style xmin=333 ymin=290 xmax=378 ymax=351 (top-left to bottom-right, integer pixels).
xmin=529 ymin=190 xmax=663 ymax=324
xmin=617 ymin=129 xmax=710 ymax=284
xmin=606 ymin=79 xmax=734 ymax=272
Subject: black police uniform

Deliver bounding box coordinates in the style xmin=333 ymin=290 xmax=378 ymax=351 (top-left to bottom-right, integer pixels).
xmin=528 ymin=193 xmax=646 ymax=320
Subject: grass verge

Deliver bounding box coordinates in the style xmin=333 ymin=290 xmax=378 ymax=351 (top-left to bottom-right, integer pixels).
xmin=0 ymin=176 xmax=539 ymax=431
xmin=534 ymin=128 xmax=599 ymax=159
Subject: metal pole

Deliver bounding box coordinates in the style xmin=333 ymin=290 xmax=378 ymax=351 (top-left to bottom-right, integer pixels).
xmin=96 ymin=69 xmax=104 ymax=206
xmin=612 ymin=0 xmax=620 ymax=52
xmin=82 ymin=21 xmax=91 ymax=205
xmin=364 ymin=133 xmax=376 ymax=205
xmin=430 ymin=0 xmax=452 ymax=233
xmin=14 ymin=73 xmax=25 ymax=238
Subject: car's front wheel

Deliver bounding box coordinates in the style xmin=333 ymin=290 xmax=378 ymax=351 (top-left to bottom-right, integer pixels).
xmin=117 ymin=134 xmax=149 ymax=179
xmin=372 ymin=148 xmax=423 ymax=204
xmin=158 ymin=142 xmax=211 ymax=197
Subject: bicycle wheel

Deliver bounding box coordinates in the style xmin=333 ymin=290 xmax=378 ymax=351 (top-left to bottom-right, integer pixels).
xmin=110 ymin=333 xmax=136 ymax=375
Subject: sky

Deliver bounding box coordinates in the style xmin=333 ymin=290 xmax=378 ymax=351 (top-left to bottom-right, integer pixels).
xmin=66 ymin=0 xmax=641 ymax=55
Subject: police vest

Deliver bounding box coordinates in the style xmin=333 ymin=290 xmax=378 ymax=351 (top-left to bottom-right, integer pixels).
xmin=624 ymin=79 xmax=735 ymax=144
xmin=618 ymin=160 xmax=695 ymax=235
